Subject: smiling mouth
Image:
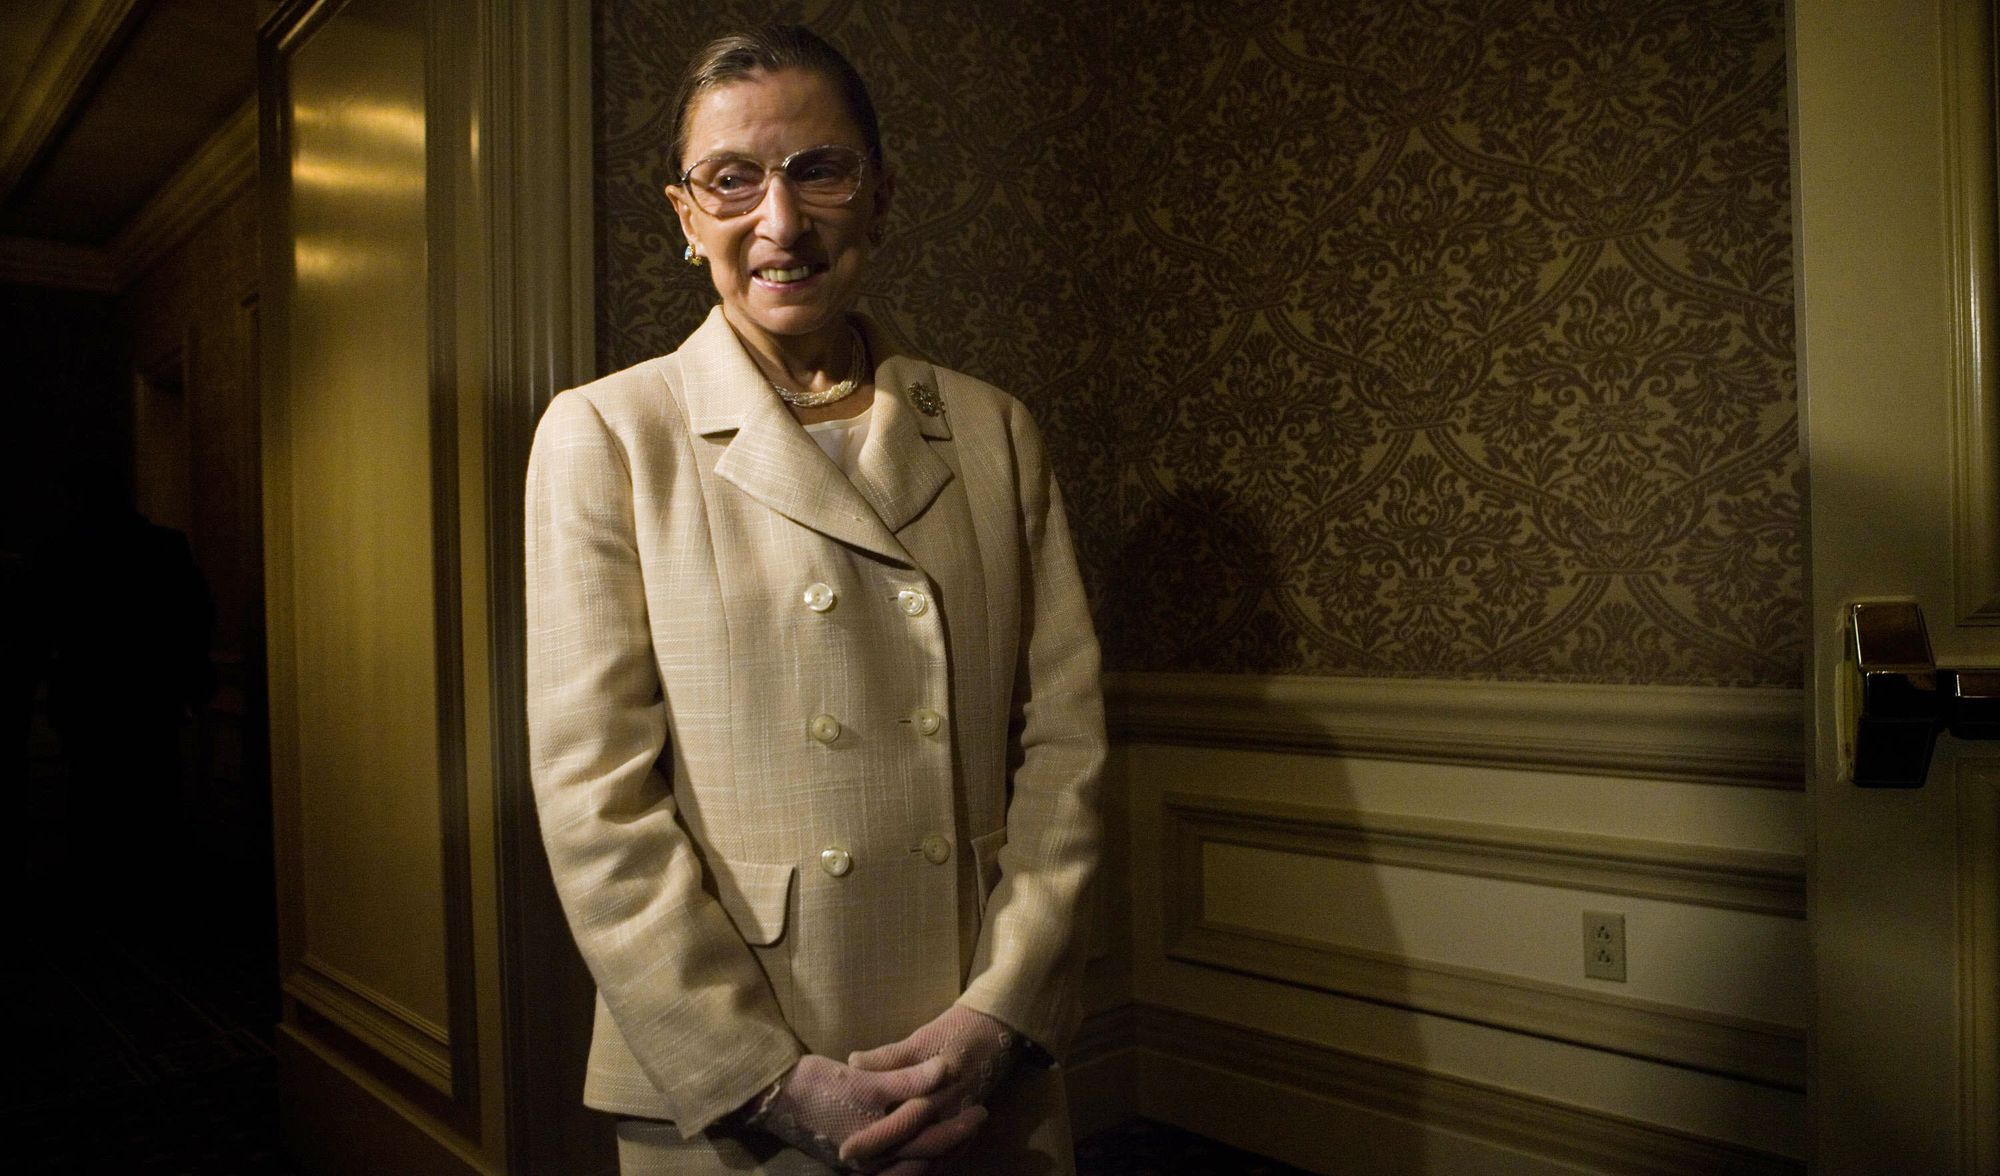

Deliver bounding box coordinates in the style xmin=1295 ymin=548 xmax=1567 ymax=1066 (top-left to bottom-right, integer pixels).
xmin=755 ymin=264 xmax=821 ymax=284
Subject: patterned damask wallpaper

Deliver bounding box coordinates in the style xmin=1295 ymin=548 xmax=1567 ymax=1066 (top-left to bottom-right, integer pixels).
xmin=595 ymin=0 xmax=1799 ymax=686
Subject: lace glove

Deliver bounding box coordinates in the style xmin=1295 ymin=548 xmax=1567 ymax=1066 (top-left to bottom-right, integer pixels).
xmin=745 ymin=1054 xmax=987 ymax=1173
xmin=847 ymin=1005 xmax=1027 ymax=1118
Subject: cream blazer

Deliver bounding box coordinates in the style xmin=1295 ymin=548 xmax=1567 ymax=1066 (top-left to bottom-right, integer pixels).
xmin=525 ymin=307 xmax=1106 ymax=1158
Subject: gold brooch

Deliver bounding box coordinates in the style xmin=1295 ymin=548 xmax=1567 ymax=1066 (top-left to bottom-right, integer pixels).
xmin=908 ymin=381 xmax=944 ymax=417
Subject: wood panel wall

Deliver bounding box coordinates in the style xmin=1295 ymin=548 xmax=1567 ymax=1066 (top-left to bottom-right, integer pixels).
xmin=257 ymin=0 xmax=597 ymax=1170
xmin=261 ymin=0 xmax=487 ymax=1168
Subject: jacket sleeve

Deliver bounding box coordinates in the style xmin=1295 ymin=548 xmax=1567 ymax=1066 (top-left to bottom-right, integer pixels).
xmin=525 ymin=389 xmax=800 ymax=1135
xmin=958 ymin=398 xmax=1107 ymax=1059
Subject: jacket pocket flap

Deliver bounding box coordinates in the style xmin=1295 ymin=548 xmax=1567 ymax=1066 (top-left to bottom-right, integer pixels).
xmin=711 ymin=858 xmax=795 ymax=946
xmin=971 ymin=828 xmax=1008 ymax=911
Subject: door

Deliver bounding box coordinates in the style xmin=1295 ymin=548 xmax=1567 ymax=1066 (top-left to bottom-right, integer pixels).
xmin=1794 ymin=1 xmax=2000 ymax=1172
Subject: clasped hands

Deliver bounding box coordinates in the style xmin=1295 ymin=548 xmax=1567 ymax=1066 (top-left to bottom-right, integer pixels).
xmin=748 ymin=1004 xmax=1022 ymax=1173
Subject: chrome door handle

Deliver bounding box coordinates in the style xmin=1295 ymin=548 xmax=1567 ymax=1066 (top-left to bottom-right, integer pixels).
xmin=1841 ymin=600 xmax=2000 ymax=786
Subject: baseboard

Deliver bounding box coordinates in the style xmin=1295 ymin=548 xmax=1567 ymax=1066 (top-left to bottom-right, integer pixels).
xmin=1078 ymin=1003 xmax=1802 ymax=1175
xmin=1065 ymin=1004 xmax=1140 ymax=1139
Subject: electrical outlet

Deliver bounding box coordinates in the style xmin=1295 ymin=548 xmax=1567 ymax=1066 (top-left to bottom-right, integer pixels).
xmin=1583 ymin=911 xmax=1626 ymax=981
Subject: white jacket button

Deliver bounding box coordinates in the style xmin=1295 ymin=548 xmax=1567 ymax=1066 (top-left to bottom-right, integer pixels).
xmin=920 ymin=834 xmax=951 ymax=864
xmin=911 ymin=706 xmax=943 ymax=736
xmin=820 ymin=847 xmax=853 ymax=877
xmin=808 ymin=714 xmax=842 ymax=743
xmin=896 ymin=588 xmax=929 ymax=617
xmin=802 ymin=582 xmax=837 ymax=612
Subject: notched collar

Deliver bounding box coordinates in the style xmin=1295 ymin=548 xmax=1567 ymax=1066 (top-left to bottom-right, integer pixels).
xmin=674 ymin=307 xmax=956 ymax=565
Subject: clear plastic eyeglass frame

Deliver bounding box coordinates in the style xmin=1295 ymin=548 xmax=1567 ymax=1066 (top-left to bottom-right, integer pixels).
xmin=676 ymin=144 xmax=871 ymax=219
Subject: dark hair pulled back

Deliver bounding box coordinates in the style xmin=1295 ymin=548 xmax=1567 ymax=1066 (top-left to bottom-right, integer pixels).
xmin=668 ymin=25 xmax=883 ymax=175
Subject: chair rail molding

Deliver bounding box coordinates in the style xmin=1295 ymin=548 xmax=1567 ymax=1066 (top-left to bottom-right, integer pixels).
xmin=1107 ymin=672 xmax=1806 ymax=788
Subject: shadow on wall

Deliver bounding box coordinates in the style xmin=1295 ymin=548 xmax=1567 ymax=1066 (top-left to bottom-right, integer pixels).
xmin=1112 ymin=486 xmax=1305 ymax=675
xmin=1132 ymin=746 xmax=1442 ymax=1169
xmin=1110 ymin=485 xmax=1442 ymax=1168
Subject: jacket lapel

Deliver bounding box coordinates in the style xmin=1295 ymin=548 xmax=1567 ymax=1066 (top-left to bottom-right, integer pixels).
xmin=681 ymin=308 xmax=912 ymax=564
xmin=681 ymin=308 xmax=960 ymax=566
xmin=851 ymin=352 xmax=954 ymax=534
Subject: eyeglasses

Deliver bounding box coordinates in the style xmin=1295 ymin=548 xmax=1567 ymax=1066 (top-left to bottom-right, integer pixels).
xmin=677 ymin=144 xmax=871 ymax=219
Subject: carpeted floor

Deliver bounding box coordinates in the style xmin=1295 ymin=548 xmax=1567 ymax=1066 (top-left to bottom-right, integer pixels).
xmin=1075 ymin=1120 xmax=1316 ymax=1175
xmin=4 ymin=907 xmax=292 ymax=1172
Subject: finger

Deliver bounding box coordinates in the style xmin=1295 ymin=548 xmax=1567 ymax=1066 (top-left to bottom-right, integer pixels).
xmin=838 ymin=1093 xmax=942 ymax=1163
xmin=885 ymin=1103 xmax=987 ymax=1159
xmin=848 ymin=1038 xmax=925 ymax=1071
xmin=853 ymin=1054 xmax=949 ymax=1104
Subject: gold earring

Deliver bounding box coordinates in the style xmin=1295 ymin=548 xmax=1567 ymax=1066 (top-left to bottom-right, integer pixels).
xmin=684 ymin=244 xmax=706 ymax=267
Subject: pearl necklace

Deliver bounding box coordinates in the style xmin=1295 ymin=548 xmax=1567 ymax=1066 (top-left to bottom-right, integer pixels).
xmin=770 ymin=325 xmax=866 ymax=409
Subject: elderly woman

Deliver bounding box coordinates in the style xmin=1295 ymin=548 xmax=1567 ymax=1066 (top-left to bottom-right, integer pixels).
xmin=526 ymin=24 xmax=1105 ymax=1175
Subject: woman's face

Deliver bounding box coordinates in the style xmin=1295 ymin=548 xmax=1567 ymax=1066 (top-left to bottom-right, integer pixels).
xmin=667 ymin=68 xmax=891 ymax=351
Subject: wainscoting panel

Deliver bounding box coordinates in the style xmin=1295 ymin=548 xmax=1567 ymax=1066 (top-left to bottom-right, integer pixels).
xmin=1164 ymin=793 xmax=1805 ymax=1088
xmin=288 ymin=954 xmax=454 ymax=1094
xmin=1166 ymin=792 xmax=1805 ymax=918
xmin=263 ymin=0 xmax=468 ymax=1105
xmin=1112 ymin=674 xmax=1811 ymax=1170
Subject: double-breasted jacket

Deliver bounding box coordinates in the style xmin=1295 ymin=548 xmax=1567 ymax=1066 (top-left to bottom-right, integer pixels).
xmin=525 ymin=306 xmax=1106 ymax=1160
